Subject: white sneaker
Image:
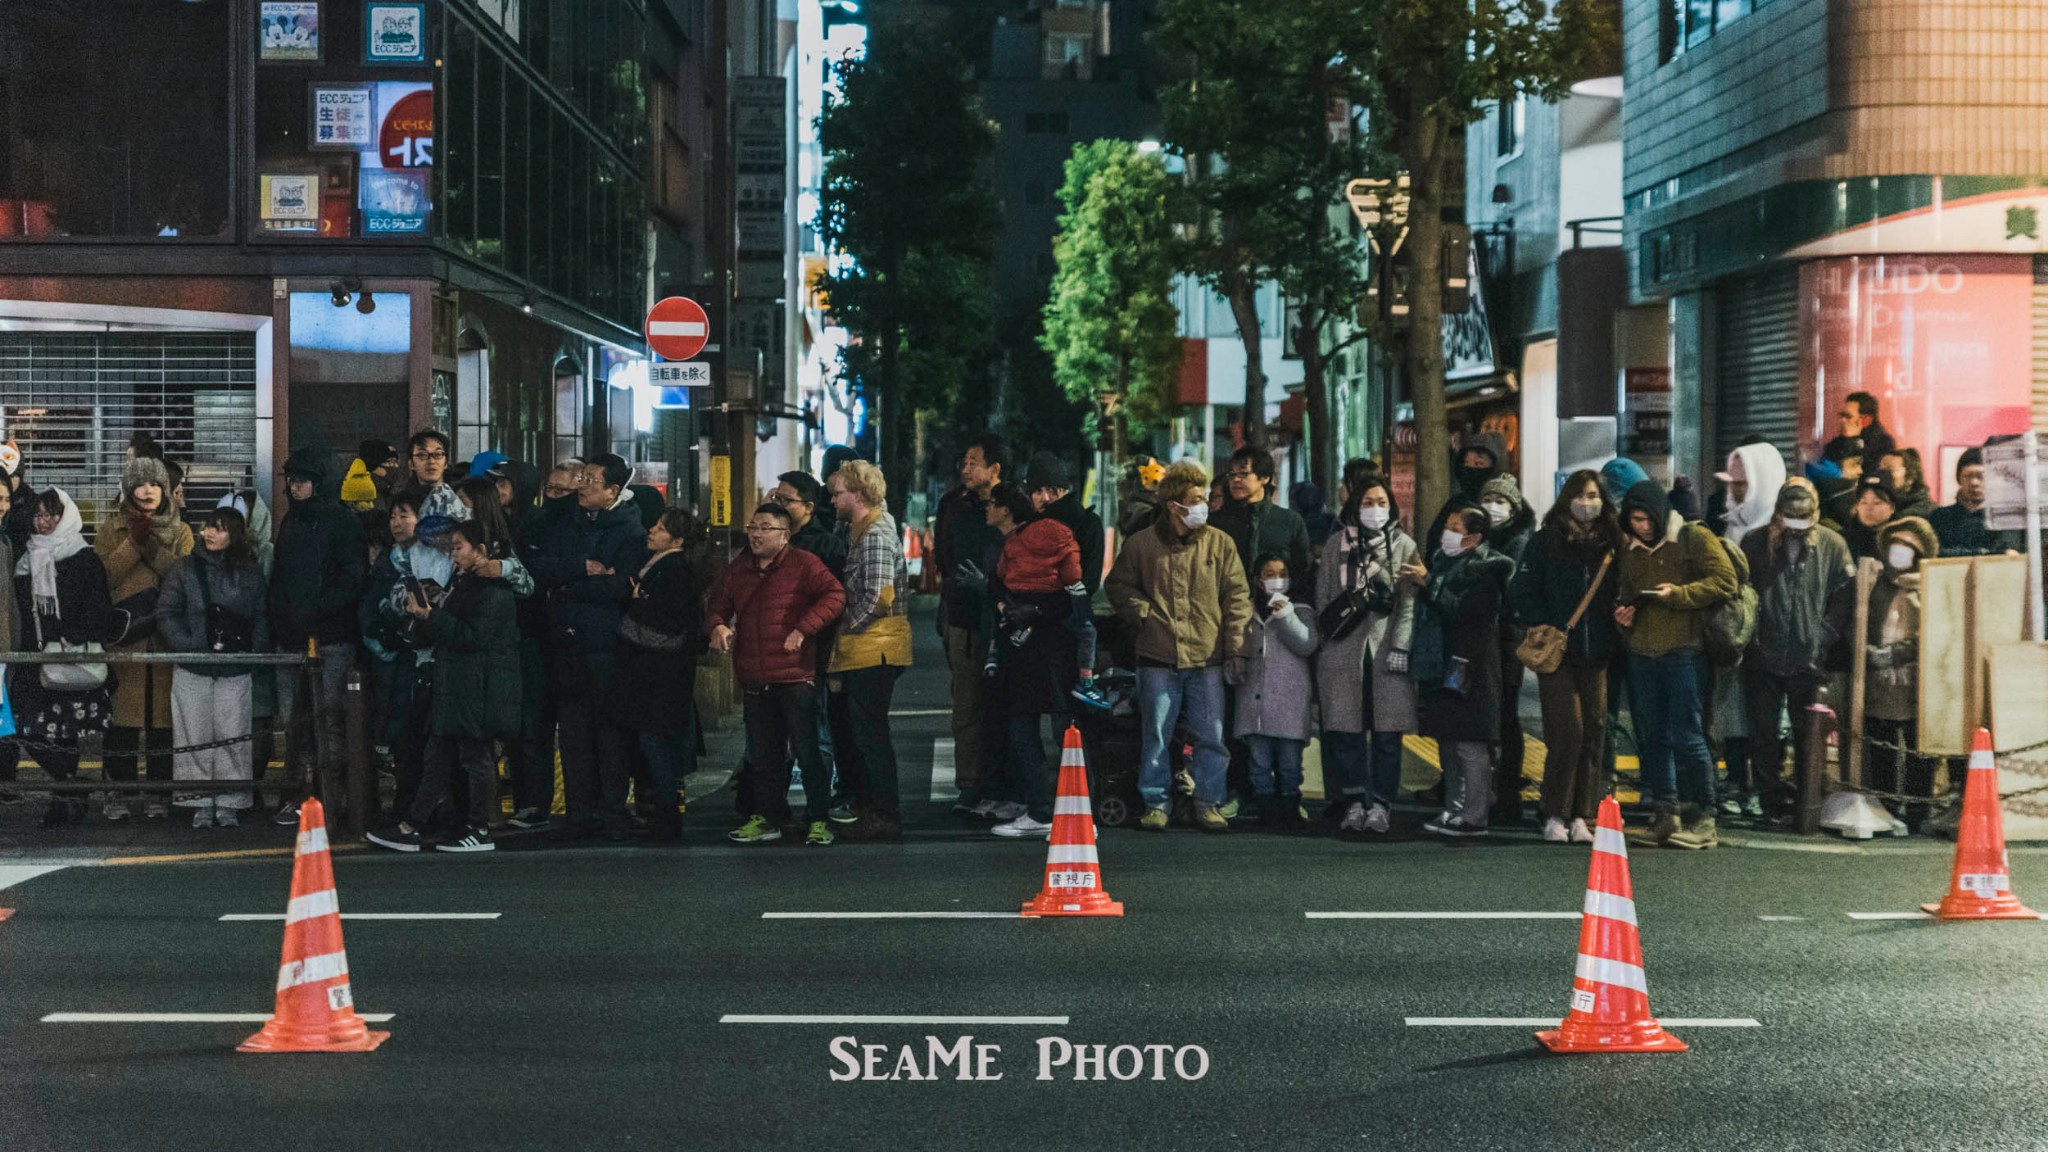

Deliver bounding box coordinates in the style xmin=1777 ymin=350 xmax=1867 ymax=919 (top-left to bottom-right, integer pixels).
xmin=1568 ymin=818 xmax=1595 ymax=844
xmin=987 ymin=801 xmax=1027 ymax=822
xmin=191 ymin=806 xmax=216 ymax=828
xmin=143 ymin=798 xmax=169 ymax=820
xmin=969 ymin=798 xmax=999 ymax=819
xmin=1364 ymin=805 xmax=1391 ymax=834
xmin=1542 ymin=817 xmax=1569 ymax=843
xmin=102 ymin=800 xmax=132 ymax=822
xmin=215 ymin=807 xmax=241 ymax=828
xmin=991 ymin=814 xmax=1053 ymax=839
xmin=1338 ymin=802 xmax=1367 ymax=833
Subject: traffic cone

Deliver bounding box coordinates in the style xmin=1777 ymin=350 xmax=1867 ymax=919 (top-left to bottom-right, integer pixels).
xmin=1535 ymin=796 xmax=1687 ymax=1053
xmin=1922 ymin=729 xmax=2037 ymax=920
xmin=239 ymin=798 xmax=389 ymax=1052
xmin=1021 ymin=726 xmax=1124 ymax=918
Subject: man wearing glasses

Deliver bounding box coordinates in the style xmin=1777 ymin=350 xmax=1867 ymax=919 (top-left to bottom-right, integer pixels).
xmin=403 ymin=429 xmax=466 ymax=525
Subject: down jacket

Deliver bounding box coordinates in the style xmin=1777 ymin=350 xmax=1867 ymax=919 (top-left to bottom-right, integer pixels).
xmin=1104 ymin=517 xmax=1252 ymax=670
xmin=156 ymin=549 xmax=271 ymax=679
xmin=705 ymin=546 xmax=847 ymax=686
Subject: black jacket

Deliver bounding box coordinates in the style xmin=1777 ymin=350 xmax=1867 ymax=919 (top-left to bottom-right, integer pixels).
xmin=157 ymin=549 xmax=271 ymax=678
xmin=1508 ymin=525 xmax=1618 ymax=668
xmin=1928 ymin=501 xmax=2020 ymax=558
xmin=607 ymin=551 xmax=702 ymax=739
xmin=1212 ymin=497 xmax=1313 ymax=600
xmin=426 ymin=571 xmax=521 ymax=739
xmin=1038 ymin=490 xmax=1106 ymax=596
xmin=13 ymin=549 xmax=114 ymax=649
xmin=525 ymin=500 xmax=646 ymax=659
xmin=933 ymin=484 xmax=999 ymax=629
xmin=270 ymin=447 xmax=367 ymax=648
xmin=1412 ymin=545 xmax=1512 ymax=740
xmin=791 ymin=515 xmax=848 ymax=583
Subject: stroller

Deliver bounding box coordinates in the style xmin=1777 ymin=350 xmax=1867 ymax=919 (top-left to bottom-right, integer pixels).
xmin=1070 ymin=672 xmax=1197 ymax=828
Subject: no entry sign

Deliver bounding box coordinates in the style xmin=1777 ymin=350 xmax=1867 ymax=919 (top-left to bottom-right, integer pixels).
xmin=645 ymin=296 xmax=710 ymax=361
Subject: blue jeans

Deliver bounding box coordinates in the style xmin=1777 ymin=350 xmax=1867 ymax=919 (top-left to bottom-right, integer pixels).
xmin=1245 ymin=735 xmax=1304 ymax=799
xmin=1627 ymin=647 xmax=1714 ymax=809
xmin=1321 ymin=729 xmax=1405 ymax=808
xmin=1136 ymin=665 xmax=1227 ymax=810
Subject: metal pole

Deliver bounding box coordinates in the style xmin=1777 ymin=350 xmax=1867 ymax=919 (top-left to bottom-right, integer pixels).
xmin=2024 ymin=431 xmax=2044 ymax=643
xmin=344 ymin=668 xmax=373 ymax=835
xmin=1798 ymin=704 xmax=1833 ymax=835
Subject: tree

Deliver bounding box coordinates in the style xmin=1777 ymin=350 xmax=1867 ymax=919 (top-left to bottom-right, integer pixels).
xmin=1039 ymin=140 xmax=1183 ymax=457
xmin=1362 ymin=0 xmax=1613 ymax=525
xmin=1159 ymin=0 xmax=1379 ymax=493
xmin=815 ymin=20 xmax=1000 ymax=508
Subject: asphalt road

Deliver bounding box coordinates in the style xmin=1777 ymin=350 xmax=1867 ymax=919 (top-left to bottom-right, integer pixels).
xmin=4 ymin=606 xmax=2048 ymax=1150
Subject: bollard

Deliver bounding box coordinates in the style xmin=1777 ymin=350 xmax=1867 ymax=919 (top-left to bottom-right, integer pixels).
xmin=1798 ymin=704 xmax=1835 ymax=835
xmin=343 ymin=668 xmax=374 ymax=835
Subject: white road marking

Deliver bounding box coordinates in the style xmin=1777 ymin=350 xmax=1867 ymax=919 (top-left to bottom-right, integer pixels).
xmin=1305 ymin=911 xmax=1579 ymax=920
xmin=888 ymin=708 xmax=952 ymax=718
xmin=761 ymin=912 xmax=1024 ymax=919
xmin=43 ymin=1012 xmax=395 ymax=1024
xmin=1847 ymin=912 xmax=1934 ymax=921
xmin=930 ymin=738 xmax=957 ymax=802
xmin=720 ymin=1015 xmax=1066 ymax=1025
xmin=1405 ymin=1017 xmax=1761 ymax=1028
xmin=218 ymin=913 xmax=502 ymax=921
xmin=0 ymin=864 xmax=70 ymax=891
xmin=1758 ymin=916 xmax=1809 ymax=922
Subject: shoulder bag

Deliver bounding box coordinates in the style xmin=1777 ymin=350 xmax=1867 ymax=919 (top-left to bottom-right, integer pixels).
xmin=195 ymin=562 xmax=256 ymax=654
xmin=1317 ymin=535 xmax=1391 ymax=644
xmin=34 ymin=606 xmax=108 ymax=691
xmin=1515 ymin=550 xmax=1612 ymax=675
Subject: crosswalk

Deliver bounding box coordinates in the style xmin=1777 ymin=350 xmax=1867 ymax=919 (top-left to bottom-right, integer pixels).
xmin=783 ymin=737 xmax=958 ymax=803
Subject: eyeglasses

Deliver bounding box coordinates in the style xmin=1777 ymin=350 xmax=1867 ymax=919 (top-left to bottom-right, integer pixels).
xmin=1227 ymin=469 xmax=1256 ymax=479
xmin=770 ymin=492 xmax=806 ymax=507
xmin=411 ymin=450 xmax=448 ymax=462
xmin=744 ymin=524 xmax=788 ymax=534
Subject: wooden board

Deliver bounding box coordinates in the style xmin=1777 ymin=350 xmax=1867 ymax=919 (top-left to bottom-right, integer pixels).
xmin=1919 ymin=555 xmax=2029 ymax=756
xmin=1988 ymin=642 xmax=2048 ymax=754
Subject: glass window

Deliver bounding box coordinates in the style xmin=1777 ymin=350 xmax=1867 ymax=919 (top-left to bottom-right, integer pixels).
xmin=477 ymin=51 xmax=505 ymax=264
xmin=1686 ymin=0 xmax=1716 ymax=47
xmin=0 ymin=0 xmax=231 ymax=239
xmin=443 ymin=21 xmax=478 ymax=251
xmin=505 ymin=81 xmax=529 ymax=280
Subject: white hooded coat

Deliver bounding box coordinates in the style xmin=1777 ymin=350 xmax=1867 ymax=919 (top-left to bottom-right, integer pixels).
xmin=1721 ymin=443 xmax=1787 ymax=547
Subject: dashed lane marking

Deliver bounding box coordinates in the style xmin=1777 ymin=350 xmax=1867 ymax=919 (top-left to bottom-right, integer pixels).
xmin=720 ymin=1015 xmax=1067 ymax=1025
xmin=1758 ymin=916 xmax=1809 ymax=922
xmin=1847 ymin=912 xmax=1935 ymax=921
xmin=0 ymin=864 xmax=70 ymax=890
xmin=762 ymin=912 xmax=1024 ymax=919
xmin=43 ymin=1012 xmax=395 ymax=1024
xmin=888 ymin=709 xmax=952 ymax=718
xmin=1405 ymin=1017 xmax=1761 ymax=1028
xmin=1306 ymin=911 xmax=1579 ymax=920
xmin=930 ymin=738 xmax=957 ymax=802
xmin=219 ymin=913 xmax=502 ymax=921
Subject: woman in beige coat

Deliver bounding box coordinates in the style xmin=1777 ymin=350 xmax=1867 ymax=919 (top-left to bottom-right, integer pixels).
xmin=95 ymin=455 xmax=193 ymax=820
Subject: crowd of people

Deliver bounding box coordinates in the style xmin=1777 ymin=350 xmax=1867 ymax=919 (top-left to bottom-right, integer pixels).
xmin=0 ymin=387 xmax=2022 ymax=850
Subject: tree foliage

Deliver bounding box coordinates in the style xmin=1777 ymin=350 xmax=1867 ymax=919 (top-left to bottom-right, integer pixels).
xmin=1039 ymin=140 xmax=1183 ymax=446
xmin=815 ymin=20 xmax=999 ymax=502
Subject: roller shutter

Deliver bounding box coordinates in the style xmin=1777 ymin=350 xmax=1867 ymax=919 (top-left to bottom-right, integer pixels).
xmin=1714 ymin=267 xmax=1800 ymax=468
xmin=2033 ymin=260 xmax=2048 ymax=431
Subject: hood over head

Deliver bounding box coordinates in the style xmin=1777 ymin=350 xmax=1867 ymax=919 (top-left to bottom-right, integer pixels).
xmin=1721 ymin=442 xmax=1788 ymax=544
xmin=1620 ymin=480 xmax=1674 ymax=543
xmin=282 ymin=446 xmax=338 ymax=501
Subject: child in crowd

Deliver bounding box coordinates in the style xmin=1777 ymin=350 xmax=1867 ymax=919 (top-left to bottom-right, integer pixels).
xmin=978 ymin=482 xmax=1109 ymax=713
xmin=1232 ymin=554 xmax=1319 ymax=830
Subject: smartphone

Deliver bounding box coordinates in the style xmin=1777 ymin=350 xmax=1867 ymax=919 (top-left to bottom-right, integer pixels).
xmin=402 ymin=575 xmax=429 ymax=607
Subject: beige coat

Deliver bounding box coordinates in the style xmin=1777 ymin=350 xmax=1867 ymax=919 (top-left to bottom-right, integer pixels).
xmin=95 ymin=513 xmax=193 ymax=729
xmin=1104 ymin=517 xmax=1251 ymax=669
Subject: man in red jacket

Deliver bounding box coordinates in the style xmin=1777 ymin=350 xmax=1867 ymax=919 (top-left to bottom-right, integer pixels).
xmin=707 ymin=502 xmax=848 ymax=846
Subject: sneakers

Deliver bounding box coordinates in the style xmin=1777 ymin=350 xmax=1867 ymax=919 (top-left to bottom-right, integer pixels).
xmin=216 ymin=807 xmax=241 ymax=828
xmin=436 ymin=826 xmax=496 ymax=853
xmin=1138 ymin=807 xmax=1170 ymax=831
xmin=992 ymin=814 xmax=1053 ymax=839
xmin=366 ymin=823 xmax=423 ymax=852
xmin=986 ymin=801 xmax=1027 ymax=822
xmin=1338 ymin=802 xmax=1367 ymax=833
xmin=968 ymin=798 xmax=999 ymax=820
xmin=1193 ymin=804 xmax=1230 ymax=833
xmin=102 ymin=800 xmax=132 ymax=822
xmin=1665 ymin=811 xmax=1719 ymax=850
xmin=1568 ymin=817 xmax=1595 ymax=844
xmin=191 ymin=806 xmax=216 ymax=829
xmin=1218 ymin=795 xmax=1241 ymax=821
xmin=1719 ymin=796 xmax=1744 ymax=817
xmin=508 ymin=808 xmax=553 ymax=830
xmin=806 ymin=820 xmax=835 ymax=846
xmin=1423 ymin=814 xmax=1489 ymax=838
xmin=143 ymin=798 xmax=169 ymax=820
xmin=1363 ymin=804 xmax=1391 ymax=835
xmin=1741 ymin=794 xmax=1764 ymax=820
xmin=727 ymin=815 xmax=783 ymax=844
xmin=838 ymin=812 xmax=902 ymax=842
xmin=272 ymin=801 xmax=301 ymax=827
xmin=1069 ymin=681 xmax=1113 ymax=714
xmin=828 ymin=804 xmax=858 ymax=825
xmin=951 ymin=789 xmax=983 ymax=816
xmin=1542 ymin=817 xmax=1569 ymax=843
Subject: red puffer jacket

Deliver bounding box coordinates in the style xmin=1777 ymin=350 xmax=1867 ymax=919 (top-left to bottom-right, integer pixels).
xmin=704 ymin=546 xmax=846 ymax=685
xmin=997 ymin=517 xmax=1081 ymax=595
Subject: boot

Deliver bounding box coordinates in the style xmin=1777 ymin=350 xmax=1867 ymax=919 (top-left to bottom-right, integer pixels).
xmin=838 ymin=811 xmax=902 ymax=842
xmin=1629 ymin=802 xmax=1680 ymax=847
xmin=1665 ymin=807 xmax=1719 ymax=850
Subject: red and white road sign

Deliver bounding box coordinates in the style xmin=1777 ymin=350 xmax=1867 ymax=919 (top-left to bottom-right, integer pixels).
xmin=645 ymin=296 xmax=709 ymax=360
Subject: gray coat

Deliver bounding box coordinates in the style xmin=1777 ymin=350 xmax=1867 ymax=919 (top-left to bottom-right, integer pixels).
xmin=156 ymin=550 xmax=270 ymax=678
xmin=1314 ymin=525 xmax=1419 ymax=734
xmin=1232 ymin=600 xmax=1319 ymax=741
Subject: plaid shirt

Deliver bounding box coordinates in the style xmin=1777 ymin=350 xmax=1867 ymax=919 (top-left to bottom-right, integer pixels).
xmin=841 ymin=509 xmax=908 ymax=634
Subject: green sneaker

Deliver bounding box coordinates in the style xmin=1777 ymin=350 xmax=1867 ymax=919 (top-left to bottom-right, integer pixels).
xmin=805 ymin=820 xmax=835 ymax=846
xmin=1139 ymin=807 xmax=1170 ymax=831
xmin=727 ymin=815 xmax=783 ymax=844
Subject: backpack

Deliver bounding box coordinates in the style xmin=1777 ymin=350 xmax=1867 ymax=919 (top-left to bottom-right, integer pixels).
xmin=1700 ymin=530 xmax=1757 ymax=666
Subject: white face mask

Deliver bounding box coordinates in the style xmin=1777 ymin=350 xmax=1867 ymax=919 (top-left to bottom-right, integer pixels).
xmin=1781 ymin=517 xmax=1812 ymax=532
xmin=1262 ymin=577 xmax=1288 ymax=595
xmin=1177 ymin=501 xmax=1209 ymax=529
xmin=1358 ymin=506 xmax=1390 ymax=531
xmin=1440 ymin=529 xmax=1468 ymax=557
xmin=1887 ymin=543 xmax=1916 ymax=571
xmin=1482 ymin=500 xmax=1512 ymax=526
xmin=1569 ymin=499 xmax=1601 ymax=524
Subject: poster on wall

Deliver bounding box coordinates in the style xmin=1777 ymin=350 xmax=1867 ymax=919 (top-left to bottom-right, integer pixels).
xmin=363 ymin=82 xmax=434 ymax=170
xmin=1796 ymin=255 xmax=2034 ymax=502
xmin=259 ymin=1 xmax=321 ymax=62
xmin=364 ymin=3 xmax=427 ymax=64
xmin=309 ymin=84 xmax=372 ymax=150
xmin=259 ymin=172 xmax=321 ymax=232
xmin=359 ymin=168 xmax=429 ymax=234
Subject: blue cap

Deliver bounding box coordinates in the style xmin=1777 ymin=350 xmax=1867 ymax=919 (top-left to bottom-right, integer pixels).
xmin=469 ymin=450 xmax=509 ymax=478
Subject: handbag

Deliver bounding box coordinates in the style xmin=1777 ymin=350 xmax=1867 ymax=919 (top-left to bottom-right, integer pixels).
xmin=33 ymin=606 xmax=108 ymax=691
xmin=1515 ymin=550 xmax=1612 ymax=675
xmin=1317 ymin=537 xmax=1388 ymax=644
xmin=195 ymin=562 xmax=255 ymax=654
xmin=109 ymin=587 xmax=158 ymax=647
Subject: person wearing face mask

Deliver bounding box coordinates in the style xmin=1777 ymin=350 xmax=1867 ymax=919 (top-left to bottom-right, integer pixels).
xmin=1105 ymin=460 xmax=1253 ymax=832
xmin=1705 ymin=442 xmax=1784 ymax=829
xmin=1314 ymin=476 xmax=1418 ymax=835
xmin=1424 ymin=432 xmax=1509 ymax=552
xmin=1613 ymin=480 xmax=1738 ymax=849
xmin=1829 ymin=517 xmax=1939 ymax=831
xmin=1839 ymin=473 xmax=1900 ymax=564
xmin=1477 ymin=473 xmax=1535 ymax=824
xmin=1733 ymin=484 xmax=1851 ymax=822
xmin=1509 ymin=471 xmax=1621 ymax=844
xmin=1232 ymin=553 xmax=1320 ymax=831
xmin=95 ymin=454 xmax=194 ymax=821
xmin=1404 ymin=504 xmax=1513 ymax=837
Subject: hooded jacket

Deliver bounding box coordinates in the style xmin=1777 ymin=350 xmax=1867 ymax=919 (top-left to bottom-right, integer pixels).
xmin=1616 ymin=481 xmax=1738 ymax=657
xmin=1720 ymin=443 xmax=1788 ymax=546
xmin=1741 ymin=503 xmax=1853 ymax=679
xmin=271 ymin=447 xmax=369 ymax=648
xmin=1427 ymin=432 xmax=1510 ymax=549
xmin=1411 ymin=542 xmax=1514 ymax=741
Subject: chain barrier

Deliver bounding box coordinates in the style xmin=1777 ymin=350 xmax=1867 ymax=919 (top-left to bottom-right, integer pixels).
xmin=1824 ymin=730 xmax=2048 ymax=815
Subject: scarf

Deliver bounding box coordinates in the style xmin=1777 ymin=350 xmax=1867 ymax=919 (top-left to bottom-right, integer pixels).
xmin=637 ymin=546 xmax=681 ymax=583
xmin=17 ymin=488 xmax=87 ymax=620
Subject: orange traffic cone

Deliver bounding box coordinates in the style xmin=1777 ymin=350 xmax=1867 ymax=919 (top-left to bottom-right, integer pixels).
xmin=1922 ymin=729 xmax=2037 ymax=920
xmin=1536 ymin=796 xmax=1687 ymax=1053
xmin=239 ymin=798 xmax=389 ymax=1053
xmin=1021 ymin=726 xmax=1124 ymax=918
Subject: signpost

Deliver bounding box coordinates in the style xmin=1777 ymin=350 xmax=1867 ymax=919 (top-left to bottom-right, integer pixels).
xmin=1982 ymin=432 xmax=2046 ymax=641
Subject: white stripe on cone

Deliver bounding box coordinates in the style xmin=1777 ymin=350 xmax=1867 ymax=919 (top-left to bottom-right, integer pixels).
xmin=1593 ymin=827 xmax=1628 ymax=857
xmin=1574 ymin=952 xmax=1648 ymax=995
xmin=284 ymin=890 xmax=340 ymax=925
xmin=1582 ymin=890 xmax=1637 ymax=925
xmin=276 ymin=950 xmax=349 ymax=991
xmin=1053 ymin=796 xmax=1091 ymax=816
xmin=296 ymin=827 xmax=329 ymax=855
xmin=1045 ymin=845 xmax=1099 ymax=865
